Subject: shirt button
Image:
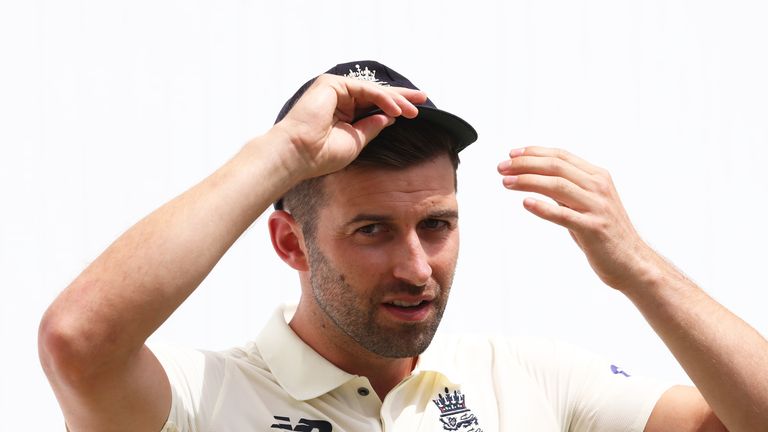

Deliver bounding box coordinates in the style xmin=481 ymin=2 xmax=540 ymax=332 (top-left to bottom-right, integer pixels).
xmin=357 ymin=387 xmax=370 ymax=396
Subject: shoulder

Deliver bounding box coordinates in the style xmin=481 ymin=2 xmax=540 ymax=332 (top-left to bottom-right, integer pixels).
xmin=147 ymin=340 xmax=273 ymax=431
xmin=424 ymin=333 xmax=670 ymax=431
xmin=147 ymin=340 xmax=273 ymax=386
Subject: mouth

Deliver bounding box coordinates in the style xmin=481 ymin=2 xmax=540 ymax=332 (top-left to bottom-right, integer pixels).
xmin=381 ymin=299 xmax=433 ymax=322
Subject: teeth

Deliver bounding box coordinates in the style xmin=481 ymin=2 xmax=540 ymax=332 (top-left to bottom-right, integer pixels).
xmin=390 ymin=300 xmax=423 ymax=307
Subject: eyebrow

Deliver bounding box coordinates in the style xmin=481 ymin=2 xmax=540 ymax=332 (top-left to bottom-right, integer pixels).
xmin=426 ymin=209 xmax=460 ymax=220
xmin=343 ymin=209 xmax=459 ymax=228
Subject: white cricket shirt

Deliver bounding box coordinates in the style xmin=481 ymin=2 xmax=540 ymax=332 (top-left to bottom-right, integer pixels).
xmin=151 ymin=305 xmax=668 ymax=431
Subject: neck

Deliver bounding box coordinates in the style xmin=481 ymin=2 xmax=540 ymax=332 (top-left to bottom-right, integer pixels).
xmin=289 ymin=298 xmax=416 ymax=399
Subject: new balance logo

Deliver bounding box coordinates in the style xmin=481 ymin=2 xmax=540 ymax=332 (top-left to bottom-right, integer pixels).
xmin=610 ymin=364 xmax=631 ymax=377
xmin=270 ymin=416 xmax=333 ymax=432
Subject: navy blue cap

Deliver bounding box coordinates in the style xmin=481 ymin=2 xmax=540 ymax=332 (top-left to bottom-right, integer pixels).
xmin=273 ymin=60 xmax=478 ymax=209
xmin=275 ymin=60 xmax=478 ymax=152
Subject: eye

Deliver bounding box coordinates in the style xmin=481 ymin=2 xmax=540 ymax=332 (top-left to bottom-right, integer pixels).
xmin=419 ymin=219 xmax=449 ymax=231
xmin=356 ymin=223 xmax=385 ymax=236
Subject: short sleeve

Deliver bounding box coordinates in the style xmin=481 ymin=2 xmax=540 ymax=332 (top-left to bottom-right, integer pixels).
xmin=147 ymin=342 xmax=227 ymax=432
xmin=506 ymin=337 xmax=671 ymax=432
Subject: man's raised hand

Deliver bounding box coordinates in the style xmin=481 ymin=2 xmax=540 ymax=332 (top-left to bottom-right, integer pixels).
xmin=497 ymin=146 xmax=660 ymax=293
xmin=272 ymin=74 xmax=427 ymax=180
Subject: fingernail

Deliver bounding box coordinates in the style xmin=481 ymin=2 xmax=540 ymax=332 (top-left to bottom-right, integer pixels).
xmin=509 ymin=148 xmax=525 ymax=158
xmin=523 ymin=197 xmax=536 ymax=207
xmin=497 ymin=160 xmax=511 ymax=171
xmin=503 ymin=176 xmax=518 ymax=187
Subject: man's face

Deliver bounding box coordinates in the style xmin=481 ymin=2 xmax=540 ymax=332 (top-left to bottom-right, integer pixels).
xmin=306 ymin=154 xmax=459 ymax=358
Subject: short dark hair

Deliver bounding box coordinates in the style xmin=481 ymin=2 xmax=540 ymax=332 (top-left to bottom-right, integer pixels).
xmin=282 ymin=119 xmax=460 ymax=243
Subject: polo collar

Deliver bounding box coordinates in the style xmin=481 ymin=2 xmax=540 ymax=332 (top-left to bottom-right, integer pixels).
xmin=255 ymin=305 xmax=357 ymax=401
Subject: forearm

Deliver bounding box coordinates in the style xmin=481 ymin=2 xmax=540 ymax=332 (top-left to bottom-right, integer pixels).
xmin=624 ymin=255 xmax=768 ymax=431
xmin=39 ymin=130 xmax=302 ymax=375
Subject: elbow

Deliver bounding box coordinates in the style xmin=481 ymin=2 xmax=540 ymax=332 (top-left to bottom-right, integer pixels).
xmin=38 ymin=305 xmax=100 ymax=386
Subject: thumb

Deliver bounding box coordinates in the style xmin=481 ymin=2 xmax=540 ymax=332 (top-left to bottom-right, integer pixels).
xmin=351 ymin=114 xmax=395 ymax=146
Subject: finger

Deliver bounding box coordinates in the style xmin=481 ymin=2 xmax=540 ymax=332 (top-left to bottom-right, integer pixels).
xmin=351 ymin=90 xmax=420 ymax=120
xmin=506 ymin=147 xmax=603 ymax=175
xmin=388 ymin=87 xmax=428 ymax=118
xmin=351 ymin=114 xmax=396 ymax=146
xmin=502 ymin=174 xmax=595 ymax=211
xmin=498 ymin=155 xmax=594 ymax=190
xmin=335 ymin=84 xmax=401 ymax=121
xmin=341 ymin=79 xmax=425 ymax=119
xmin=346 ymin=81 xmax=427 ymax=110
xmin=387 ymin=90 xmax=423 ymax=119
xmin=388 ymin=86 xmax=428 ymax=103
xmin=522 ymin=197 xmax=585 ymax=231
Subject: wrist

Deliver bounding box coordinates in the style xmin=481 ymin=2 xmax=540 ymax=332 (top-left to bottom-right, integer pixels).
xmin=260 ymin=123 xmax=318 ymax=183
xmin=243 ymin=127 xmax=311 ymax=184
xmin=221 ymin=131 xmax=307 ymax=214
xmin=618 ymin=248 xmax=692 ymax=303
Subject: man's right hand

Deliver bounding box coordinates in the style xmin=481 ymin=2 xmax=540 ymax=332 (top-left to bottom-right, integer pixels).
xmin=271 ymin=74 xmax=427 ymax=180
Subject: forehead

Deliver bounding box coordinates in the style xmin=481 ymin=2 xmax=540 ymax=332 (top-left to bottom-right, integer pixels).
xmin=320 ymin=155 xmax=457 ymax=220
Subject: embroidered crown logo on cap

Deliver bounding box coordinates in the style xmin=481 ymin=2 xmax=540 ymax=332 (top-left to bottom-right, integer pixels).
xmin=342 ymin=64 xmax=389 ymax=86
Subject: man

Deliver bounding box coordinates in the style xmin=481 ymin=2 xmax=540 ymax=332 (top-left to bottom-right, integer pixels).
xmin=39 ymin=60 xmax=767 ymax=431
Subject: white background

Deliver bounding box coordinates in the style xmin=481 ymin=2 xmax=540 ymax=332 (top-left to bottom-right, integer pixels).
xmin=2 ymin=1 xmax=767 ymax=429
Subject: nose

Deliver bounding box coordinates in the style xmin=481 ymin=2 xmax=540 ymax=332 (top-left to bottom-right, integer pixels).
xmin=392 ymin=230 xmax=432 ymax=286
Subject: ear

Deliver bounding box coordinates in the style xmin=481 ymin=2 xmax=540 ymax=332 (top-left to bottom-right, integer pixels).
xmin=268 ymin=210 xmax=309 ymax=272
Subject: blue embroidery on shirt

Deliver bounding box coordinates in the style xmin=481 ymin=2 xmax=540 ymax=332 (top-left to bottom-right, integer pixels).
xmin=611 ymin=364 xmax=631 ymax=377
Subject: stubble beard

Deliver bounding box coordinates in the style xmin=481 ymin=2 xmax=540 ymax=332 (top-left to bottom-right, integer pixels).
xmin=307 ymin=244 xmax=453 ymax=358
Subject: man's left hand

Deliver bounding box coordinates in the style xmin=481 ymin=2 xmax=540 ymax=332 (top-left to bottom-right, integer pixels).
xmin=497 ymin=146 xmax=660 ymax=292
